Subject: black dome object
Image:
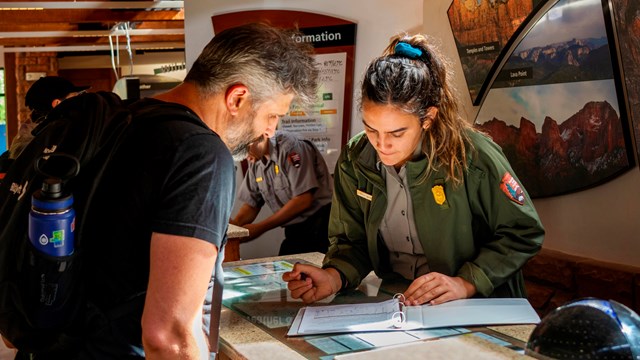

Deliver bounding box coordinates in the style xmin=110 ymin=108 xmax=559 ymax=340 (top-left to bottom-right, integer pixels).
xmin=526 ymin=298 xmax=640 ymax=359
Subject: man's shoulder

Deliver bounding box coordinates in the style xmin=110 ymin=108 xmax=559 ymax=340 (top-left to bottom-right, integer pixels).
xmin=131 ymin=98 xmax=203 ymax=124
xmin=128 ymin=99 xmax=214 ymax=138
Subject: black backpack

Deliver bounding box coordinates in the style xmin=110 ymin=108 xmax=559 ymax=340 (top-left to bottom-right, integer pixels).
xmin=0 ymin=91 xmax=205 ymax=353
xmin=0 ymin=150 xmax=13 ymax=183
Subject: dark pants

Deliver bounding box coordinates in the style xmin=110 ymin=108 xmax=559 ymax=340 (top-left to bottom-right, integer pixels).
xmin=279 ymin=204 xmax=331 ymax=255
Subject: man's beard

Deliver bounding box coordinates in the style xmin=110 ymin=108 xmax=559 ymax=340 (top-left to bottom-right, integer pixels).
xmin=230 ymin=134 xmax=262 ymax=161
xmin=227 ymin=108 xmax=261 ymax=161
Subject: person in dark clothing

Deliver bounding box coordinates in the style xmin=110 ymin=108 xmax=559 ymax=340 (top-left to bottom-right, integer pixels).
xmin=6 ymin=23 xmax=318 ymax=359
xmin=9 ymin=76 xmax=89 ymax=159
xmin=0 ymin=76 xmax=88 ymax=182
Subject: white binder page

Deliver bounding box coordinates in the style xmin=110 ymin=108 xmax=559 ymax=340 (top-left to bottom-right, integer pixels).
xmin=296 ymin=298 xmax=402 ymax=335
xmin=287 ymin=297 xmax=540 ymax=336
xmin=412 ymin=298 xmax=540 ymax=328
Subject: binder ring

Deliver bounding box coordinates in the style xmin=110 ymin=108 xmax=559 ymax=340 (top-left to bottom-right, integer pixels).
xmin=391 ymin=311 xmax=405 ymax=328
xmin=393 ymin=293 xmax=406 ymax=304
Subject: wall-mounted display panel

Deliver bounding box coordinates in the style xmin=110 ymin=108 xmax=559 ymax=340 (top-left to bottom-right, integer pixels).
xmin=474 ymin=0 xmax=634 ymax=198
xmin=211 ymin=10 xmax=356 ymax=173
xmin=448 ymin=0 xmax=542 ymax=104
xmin=611 ymin=0 xmax=640 ymax=162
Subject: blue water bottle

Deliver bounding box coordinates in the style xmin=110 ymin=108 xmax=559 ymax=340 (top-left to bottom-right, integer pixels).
xmin=24 ymin=154 xmax=81 ymax=329
xmin=29 ymin=178 xmax=75 ymax=257
xmin=26 ymin=177 xmax=78 ymax=328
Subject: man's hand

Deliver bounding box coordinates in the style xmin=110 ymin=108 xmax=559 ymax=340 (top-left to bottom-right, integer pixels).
xmin=282 ymin=263 xmax=341 ymax=303
xmin=403 ymin=272 xmax=476 ymax=305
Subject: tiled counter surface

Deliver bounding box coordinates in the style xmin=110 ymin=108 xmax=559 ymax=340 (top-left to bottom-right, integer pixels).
xmin=217 ymin=252 xmax=536 ymax=360
xmin=217 ymin=253 xmax=321 ymax=360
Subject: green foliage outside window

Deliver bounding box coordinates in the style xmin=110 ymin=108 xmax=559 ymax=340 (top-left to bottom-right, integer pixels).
xmin=0 ymin=97 xmax=5 ymax=126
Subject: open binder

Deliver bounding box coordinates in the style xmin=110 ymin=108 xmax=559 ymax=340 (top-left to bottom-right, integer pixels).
xmin=287 ymin=296 xmax=540 ymax=336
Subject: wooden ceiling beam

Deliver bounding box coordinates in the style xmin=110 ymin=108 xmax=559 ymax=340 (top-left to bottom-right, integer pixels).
xmin=133 ymin=20 xmax=184 ymax=29
xmin=0 ymin=34 xmax=184 ymax=47
xmin=0 ymin=4 xmax=185 ymax=52
xmin=0 ymin=9 xmax=184 ymax=23
xmin=0 ymin=20 xmax=183 ymax=32
xmin=0 ymin=23 xmax=78 ymax=32
xmin=0 ymin=1 xmax=183 ymax=9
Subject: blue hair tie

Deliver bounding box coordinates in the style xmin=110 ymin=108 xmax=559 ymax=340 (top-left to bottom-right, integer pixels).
xmin=395 ymin=42 xmax=423 ymax=59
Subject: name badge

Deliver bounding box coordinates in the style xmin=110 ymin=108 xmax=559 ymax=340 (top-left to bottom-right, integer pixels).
xmin=356 ymin=189 xmax=372 ymax=201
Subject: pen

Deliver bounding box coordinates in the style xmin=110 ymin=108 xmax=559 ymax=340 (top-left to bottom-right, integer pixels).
xmin=295 ymin=261 xmax=308 ymax=281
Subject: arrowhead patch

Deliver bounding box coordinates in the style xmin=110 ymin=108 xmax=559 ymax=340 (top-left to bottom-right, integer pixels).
xmin=288 ymin=151 xmax=301 ymax=168
xmin=500 ymin=172 xmax=525 ymax=205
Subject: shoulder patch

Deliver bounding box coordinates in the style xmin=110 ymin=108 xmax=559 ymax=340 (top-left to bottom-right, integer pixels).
xmin=288 ymin=151 xmax=301 ymax=168
xmin=500 ymin=172 xmax=525 ymax=205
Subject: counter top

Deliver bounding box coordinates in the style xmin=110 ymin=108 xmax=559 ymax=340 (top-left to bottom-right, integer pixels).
xmin=227 ymin=224 xmax=249 ymax=239
xmin=218 ymin=253 xmax=536 ymax=359
xmin=219 ymin=253 xmax=321 ymax=360
xmin=335 ymin=332 xmax=535 ymax=359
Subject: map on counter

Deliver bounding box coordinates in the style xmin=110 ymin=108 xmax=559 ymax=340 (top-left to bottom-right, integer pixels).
xmin=222 ymin=260 xmax=311 ymax=301
xmin=224 ymin=260 xmax=295 ymax=278
xmin=222 ymin=272 xmax=289 ymax=301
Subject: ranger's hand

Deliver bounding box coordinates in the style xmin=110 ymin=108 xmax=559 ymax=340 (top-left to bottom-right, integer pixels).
xmin=403 ymin=272 xmax=476 ymax=305
xmin=282 ymin=263 xmax=341 ymax=303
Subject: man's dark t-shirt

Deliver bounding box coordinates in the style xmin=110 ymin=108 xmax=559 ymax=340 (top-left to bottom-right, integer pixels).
xmin=79 ymin=98 xmax=235 ymax=358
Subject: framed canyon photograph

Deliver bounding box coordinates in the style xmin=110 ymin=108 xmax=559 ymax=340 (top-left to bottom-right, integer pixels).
xmin=447 ymin=0 xmax=543 ymax=104
xmin=611 ymin=0 xmax=640 ymax=162
xmin=474 ymin=0 xmax=635 ymax=198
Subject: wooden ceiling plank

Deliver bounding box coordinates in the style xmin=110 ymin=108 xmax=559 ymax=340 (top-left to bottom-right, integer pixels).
xmin=0 ymin=34 xmax=184 ymax=47
xmin=0 ymin=9 xmax=184 ymax=23
xmin=0 ymin=21 xmax=184 ymax=32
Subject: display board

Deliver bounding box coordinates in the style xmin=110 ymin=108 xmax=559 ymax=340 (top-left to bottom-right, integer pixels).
xmin=447 ymin=0 xmax=542 ymax=104
xmin=473 ymin=0 xmax=634 ymax=198
xmin=611 ymin=0 xmax=640 ymax=163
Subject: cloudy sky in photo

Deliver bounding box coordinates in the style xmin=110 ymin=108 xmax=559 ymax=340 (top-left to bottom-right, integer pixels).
xmin=475 ymin=79 xmax=620 ymax=132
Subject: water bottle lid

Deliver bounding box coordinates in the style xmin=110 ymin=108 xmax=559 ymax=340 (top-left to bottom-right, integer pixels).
xmin=32 ymin=178 xmax=73 ymax=211
xmin=43 ymin=178 xmax=63 ymax=196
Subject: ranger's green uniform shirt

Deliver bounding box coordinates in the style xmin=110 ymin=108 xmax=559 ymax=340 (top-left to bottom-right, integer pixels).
xmin=324 ymin=130 xmax=544 ymax=298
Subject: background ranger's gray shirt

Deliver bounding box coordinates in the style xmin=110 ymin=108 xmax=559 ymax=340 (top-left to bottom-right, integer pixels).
xmin=237 ymin=131 xmax=333 ymax=226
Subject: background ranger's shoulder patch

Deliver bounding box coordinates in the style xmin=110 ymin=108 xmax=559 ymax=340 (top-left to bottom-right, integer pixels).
xmin=288 ymin=151 xmax=302 ymax=168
